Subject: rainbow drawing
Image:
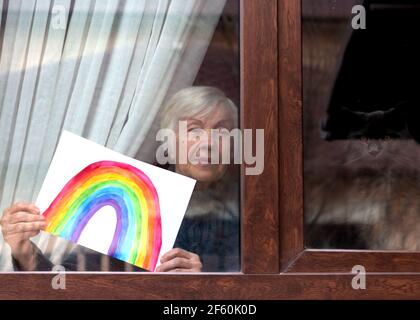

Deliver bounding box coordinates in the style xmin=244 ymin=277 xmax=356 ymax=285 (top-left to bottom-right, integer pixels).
xmin=43 ymin=160 xmax=162 ymax=271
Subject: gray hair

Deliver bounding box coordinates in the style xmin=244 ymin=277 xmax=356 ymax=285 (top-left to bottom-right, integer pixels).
xmin=160 ymin=86 xmax=238 ymax=131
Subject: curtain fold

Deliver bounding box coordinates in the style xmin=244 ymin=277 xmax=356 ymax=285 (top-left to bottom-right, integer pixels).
xmin=0 ymin=0 xmax=226 ymax=271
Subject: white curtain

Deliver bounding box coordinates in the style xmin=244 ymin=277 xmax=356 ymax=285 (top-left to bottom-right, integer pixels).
xmin=0 ymin=0 xmax=226 ymax=271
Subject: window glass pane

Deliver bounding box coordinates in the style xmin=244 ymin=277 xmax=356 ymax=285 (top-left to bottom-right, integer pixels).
xmin=304 ymin=0 xmax=420 ymax=250
xmin=0 ymin=0 xmax=240 ymax=273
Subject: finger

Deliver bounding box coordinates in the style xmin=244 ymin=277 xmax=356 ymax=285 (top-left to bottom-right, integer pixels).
xmin=0 ymin=216 xmax=5 ymax=228
xmin=26 ymin=230 xmax=41 ymax=238
xmin=194 ymin=261 xmax=203 ymax=272
xmin=17 ymin=230 xmax=40 ymax=240
xmin=8 ymin=202 xmax=40 ymax=215
xmin=9 ymin=212 xmax=45 ymax=224
xmin=155 ymin=257 xmax=193 ymax=272
xmin=171 ymin=268 xmax=194 ymax=273
xmin=160 ymin=248 xmax=194 ymax=263
xmin=172 ymin=264 xmax=202 ymax=272
xmin=6 ymin=221 xmax=47 ymax=235
xmin=158 ymin=265 xmax=202 ymax=273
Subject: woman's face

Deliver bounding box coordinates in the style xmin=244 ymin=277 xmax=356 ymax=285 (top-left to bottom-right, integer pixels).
xmin=175 ymin=105 xmax=235 ymax=185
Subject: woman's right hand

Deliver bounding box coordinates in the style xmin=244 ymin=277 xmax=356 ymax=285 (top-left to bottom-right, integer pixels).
xmin=0 ymin=202 xmax=46 ymax=270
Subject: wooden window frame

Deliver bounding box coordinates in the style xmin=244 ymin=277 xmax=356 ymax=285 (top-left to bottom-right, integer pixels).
xmin=1 ymin=0 xmax=419 ymax=300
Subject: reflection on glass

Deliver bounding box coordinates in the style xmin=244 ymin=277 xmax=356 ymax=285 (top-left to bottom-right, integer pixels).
xmin=0 ymin=0 xmax=240 ymax=272
xmin=304 ymin=0 xmax=420 ymax=250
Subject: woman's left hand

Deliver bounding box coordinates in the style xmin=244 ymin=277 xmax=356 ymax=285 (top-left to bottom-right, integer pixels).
xmin=155 ymin=248 xmax=202 ymax=272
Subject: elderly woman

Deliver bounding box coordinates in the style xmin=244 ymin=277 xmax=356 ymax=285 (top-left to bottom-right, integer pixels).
xmin=0 ymin=86 xmax=240 ymax=272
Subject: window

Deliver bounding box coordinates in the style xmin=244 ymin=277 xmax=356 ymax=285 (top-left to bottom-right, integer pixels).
xmin=0 ymin=0 xmax=241 ymax=274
